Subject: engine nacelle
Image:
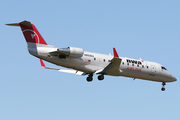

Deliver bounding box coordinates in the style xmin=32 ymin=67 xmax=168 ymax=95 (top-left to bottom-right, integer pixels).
xmin=57 ymin=47 xmax=84 ymax=58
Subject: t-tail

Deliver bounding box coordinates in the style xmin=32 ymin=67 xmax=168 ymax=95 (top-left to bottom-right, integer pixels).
xmin=6 ymin=20 xmax=57 ymax=60
xmin=6 ymin=20 xmax=48 ymax=47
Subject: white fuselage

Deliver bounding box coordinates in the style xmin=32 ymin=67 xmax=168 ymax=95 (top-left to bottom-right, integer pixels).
xmin=28 ymin=44 xmax=176 ymax=83
xmin=6 ymin=20 xmax=177 ymax=91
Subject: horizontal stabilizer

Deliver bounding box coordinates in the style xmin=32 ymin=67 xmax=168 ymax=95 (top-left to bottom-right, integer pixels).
xmin=6 ymin=23 xmax=19 ymax=26
xmin=6 ymin=21 xmax=32 ymax=27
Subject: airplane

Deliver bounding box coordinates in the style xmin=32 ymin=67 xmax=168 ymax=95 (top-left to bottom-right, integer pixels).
xmin=6 ymin=20 xmax=177 ymax=91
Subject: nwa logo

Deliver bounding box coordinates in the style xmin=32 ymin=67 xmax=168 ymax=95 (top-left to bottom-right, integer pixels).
xmin=23 ymin=29 xmax=40 ymax=43
xmin=31 ymin=34 xmax=35 ymax=39
xmin=126 ymin=59 xmax=142 ymax=65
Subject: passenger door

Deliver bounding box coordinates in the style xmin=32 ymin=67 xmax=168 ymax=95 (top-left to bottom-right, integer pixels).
xmin=151 ymin=65 xmax=156 ymax=76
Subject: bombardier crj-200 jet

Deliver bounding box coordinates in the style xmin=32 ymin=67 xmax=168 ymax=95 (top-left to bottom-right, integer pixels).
xmin=6 ymin=21 xmax=177 ymax=91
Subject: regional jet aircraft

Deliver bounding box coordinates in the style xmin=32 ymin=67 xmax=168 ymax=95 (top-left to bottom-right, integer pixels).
xmin=6 ymin=21 xmax=177 ymax=91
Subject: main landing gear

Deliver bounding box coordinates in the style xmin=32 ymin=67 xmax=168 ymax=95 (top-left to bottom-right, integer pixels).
xmin=86 ymin=74 xmax=93 ymax=82
xmin=161 ymin=82 xmax=166 ymax=91
xmin=86 ymin=74 xmax=104 ymax=82
xmin=98 ymin=75 xmax=104 ymax=81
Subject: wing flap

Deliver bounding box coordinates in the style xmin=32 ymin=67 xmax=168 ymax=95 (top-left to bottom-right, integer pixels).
xmin=59 ymin=69 xmax=86 ymax=75
xmin=40 ymin=59 xmax=86 ymax=75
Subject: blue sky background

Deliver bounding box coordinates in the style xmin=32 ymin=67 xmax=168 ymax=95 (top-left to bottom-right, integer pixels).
xmin=1 ymin=0 xmax=180 ymax=120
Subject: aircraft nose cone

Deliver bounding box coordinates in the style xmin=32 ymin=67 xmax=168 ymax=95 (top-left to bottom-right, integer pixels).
xmin=170 ymin=74 xmax=177 ymax=82
xmin=173 ymin=77 xmax=177 ymax=82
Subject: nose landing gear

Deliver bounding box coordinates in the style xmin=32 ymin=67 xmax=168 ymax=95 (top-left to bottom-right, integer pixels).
xmin=161 ymin=82 xmax=166 ymax=91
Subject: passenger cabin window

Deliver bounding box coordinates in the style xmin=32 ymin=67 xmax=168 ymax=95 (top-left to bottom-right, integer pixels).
xmin=161 ymin=66 xmax=167 ymax=70
xmin=104 ymin=59 xmax=105 ymax=62
xmin=122 ymin=62 xmax=124 ymax=65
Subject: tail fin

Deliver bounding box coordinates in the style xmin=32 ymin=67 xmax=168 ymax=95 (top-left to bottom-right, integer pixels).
xmin=6 ymin=20 xmax=47 ymax=46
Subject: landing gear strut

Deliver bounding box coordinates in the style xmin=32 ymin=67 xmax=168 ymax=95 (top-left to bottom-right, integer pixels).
xmin=98 ymin=75 xmax=104 ymax=81
xmin=86 ymin=74 xmax=93 ymax=82
xmin=161 ymin=82 xmax=166 ymax=91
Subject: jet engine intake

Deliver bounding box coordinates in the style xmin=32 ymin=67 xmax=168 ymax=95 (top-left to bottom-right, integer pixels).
xmin=57 ymin=47 xmax=84 ymax=58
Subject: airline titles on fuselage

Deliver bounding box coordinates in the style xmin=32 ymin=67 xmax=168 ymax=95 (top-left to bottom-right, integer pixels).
xmin=127 ymin=67 xmax=142 ymax=72
xmin=126 ymin=59 xmax=142 ymax=72
xmin=126 ymin=59 xmax=142 ymax=65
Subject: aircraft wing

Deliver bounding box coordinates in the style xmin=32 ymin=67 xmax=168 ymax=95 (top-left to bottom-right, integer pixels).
xmin=95 ymin=48 xmax=122 ymax=76
xmin=40 ymin=59 xmax=86 ymax=75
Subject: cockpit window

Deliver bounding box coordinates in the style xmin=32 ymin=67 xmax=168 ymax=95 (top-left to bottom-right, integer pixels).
xmin=161 ymin=66 xmax=167 ymax=70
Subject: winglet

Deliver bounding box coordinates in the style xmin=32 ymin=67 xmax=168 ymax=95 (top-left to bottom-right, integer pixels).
xmin=40 ymin=59 xmax=46 ymax=67
xmin=113 ymin=48 xmax=119 ymax=58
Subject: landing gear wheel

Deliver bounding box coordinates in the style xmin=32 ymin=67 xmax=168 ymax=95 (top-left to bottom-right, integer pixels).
xmin=98 ymin=75 xmax=104 ymax=80
xmin=86 ymin=74 xmax=93 ymax=82
xmin=161 ymin=87 xmax=165 ymax=91
xmin=87 ymin=77 xmax=93 ymax=82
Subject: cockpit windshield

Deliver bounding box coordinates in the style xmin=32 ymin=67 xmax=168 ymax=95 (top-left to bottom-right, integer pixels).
xmin=161 ymin=66 xmax=167 ymax=70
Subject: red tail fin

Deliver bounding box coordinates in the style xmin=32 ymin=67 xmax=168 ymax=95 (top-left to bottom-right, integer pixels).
xmin=18 ymin=21 xmax=47 ymax=45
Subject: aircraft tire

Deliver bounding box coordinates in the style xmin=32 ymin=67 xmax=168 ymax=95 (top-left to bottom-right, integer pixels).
xmin=98 ymin=75 xmax=104 ymax=80
xmin=87 ymin=77 xmax=93 ymax=82
xmin=161 ymin=87 xmax=165 ymax=91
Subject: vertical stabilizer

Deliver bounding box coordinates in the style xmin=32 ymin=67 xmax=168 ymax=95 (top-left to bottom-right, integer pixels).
xmin=6 ymin=21 xmax=48 ymax=46
xmin=19 ymin=21 xmax=47 ymax=45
